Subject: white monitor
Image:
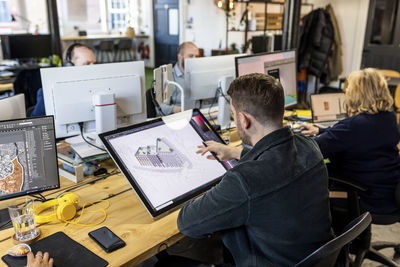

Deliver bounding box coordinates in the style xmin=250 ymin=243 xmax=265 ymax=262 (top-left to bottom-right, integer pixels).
xmin=236 ymin=50 xmax=298 ymax=107
xmin=0 ymin=94 xmax=26 ymax=120
xmin=41 ymin=61 xmax=147 ymax=139
xmin=184 ymin=54 xmax=245 ymax=110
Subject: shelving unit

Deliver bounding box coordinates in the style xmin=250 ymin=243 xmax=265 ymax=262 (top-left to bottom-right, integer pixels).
xmin=226 ymin=0 xmax=284 ymax=53
xmin=224 ymin=0 xmax=313 ymax=53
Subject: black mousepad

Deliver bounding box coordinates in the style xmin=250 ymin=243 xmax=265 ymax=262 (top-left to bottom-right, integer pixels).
xmin=2 ymin=231 xmax=108 ymax=267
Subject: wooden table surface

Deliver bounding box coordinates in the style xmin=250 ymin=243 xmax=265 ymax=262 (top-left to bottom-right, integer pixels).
xmin=0 ymin=172 xmax=183 ymax=267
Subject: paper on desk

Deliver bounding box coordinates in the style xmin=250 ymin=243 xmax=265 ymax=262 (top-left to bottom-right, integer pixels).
xmin=296 ymin=109 xmax=312 ymax=120
xmin=65 ymin=134 xmax=106 ymax=159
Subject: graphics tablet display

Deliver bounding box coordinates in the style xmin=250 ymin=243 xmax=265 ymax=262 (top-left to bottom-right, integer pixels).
xmin=100 ymin=110 xmax=237 ymax=217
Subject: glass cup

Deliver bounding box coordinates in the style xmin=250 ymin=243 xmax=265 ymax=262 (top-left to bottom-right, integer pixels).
xmin=8 ymin=199 xmax=38 ymax=242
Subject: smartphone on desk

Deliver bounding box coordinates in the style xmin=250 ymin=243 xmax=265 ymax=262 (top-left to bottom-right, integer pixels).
xmin=89 ymin=226 xmax=126 ymax=253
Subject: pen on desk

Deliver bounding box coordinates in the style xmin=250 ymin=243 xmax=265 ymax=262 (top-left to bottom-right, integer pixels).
xmin=87 ymin=136 xmax=96 ymax=141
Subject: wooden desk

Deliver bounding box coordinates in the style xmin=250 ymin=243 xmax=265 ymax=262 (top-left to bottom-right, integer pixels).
xmin=0 ymin=173 xmax=183 ymax=267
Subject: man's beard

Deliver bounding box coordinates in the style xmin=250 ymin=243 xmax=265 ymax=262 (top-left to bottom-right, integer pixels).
xmin=236 ymin=120 xmax=252 ymax=146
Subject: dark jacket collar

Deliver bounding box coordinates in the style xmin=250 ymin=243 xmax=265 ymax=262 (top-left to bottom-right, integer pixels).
xmin=240 ymin=126 xmax=293 ymax=161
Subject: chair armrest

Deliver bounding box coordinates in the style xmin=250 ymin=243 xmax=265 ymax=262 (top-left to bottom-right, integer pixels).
xmin=329 ymin=176 xmax=368 ymax=192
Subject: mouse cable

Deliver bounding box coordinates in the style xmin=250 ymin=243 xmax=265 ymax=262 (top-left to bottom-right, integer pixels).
xmin=55 ymin=169 xmax=120 ymax=199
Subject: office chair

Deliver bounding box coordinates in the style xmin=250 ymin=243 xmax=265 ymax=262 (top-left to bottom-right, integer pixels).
xmin=295 ymin=212 xmax=372 ymax=267
xmin=146 ymin=88 xmax=157 ymax=118
xmin=95 ymin=40 xmax=115 ymax=63
xmin=114 ymin=39 xmax=135 ymax=62
xmin=329 ymin=177 xmax=400 ymax=267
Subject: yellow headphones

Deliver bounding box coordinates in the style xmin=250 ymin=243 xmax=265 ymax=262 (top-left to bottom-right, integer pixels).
xmin=35 ymin=193 xmax=79 ymax=224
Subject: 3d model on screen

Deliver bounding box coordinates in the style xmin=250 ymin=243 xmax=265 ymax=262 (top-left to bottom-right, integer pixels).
xmin=135 ymin=138 xmax=190 ymax=169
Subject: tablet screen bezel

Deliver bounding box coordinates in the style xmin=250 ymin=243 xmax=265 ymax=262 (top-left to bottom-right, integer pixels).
xmin=99 ymin=109 xmax=236 ymax=218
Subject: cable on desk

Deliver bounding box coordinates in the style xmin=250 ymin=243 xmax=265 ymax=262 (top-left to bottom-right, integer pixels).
xmin=78 ymin=122 xmax=107 ymax=152
xmin=56 ymin=169 xmax=120 ymax=198
xmin=29 ymin=193 xmax=47 ymax=202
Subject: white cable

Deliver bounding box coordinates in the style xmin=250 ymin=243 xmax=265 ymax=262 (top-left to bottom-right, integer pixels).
xmin=165 ymin=80 xmax=185 ymax=112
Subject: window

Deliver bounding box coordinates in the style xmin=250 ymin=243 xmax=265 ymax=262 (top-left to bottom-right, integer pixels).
xmin=109 ymin=0 xmax=128 ymax=31
xmin=0 ymin=0 xmax=11 ymax=23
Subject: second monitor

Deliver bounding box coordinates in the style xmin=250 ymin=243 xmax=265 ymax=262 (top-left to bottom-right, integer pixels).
xmin=235 ymin=50 xmax=297 ymax=107
xmin=41 ymin=61 xmax=147 ymax=139
xmin=183 ymin=54 xmax=245 ymax=110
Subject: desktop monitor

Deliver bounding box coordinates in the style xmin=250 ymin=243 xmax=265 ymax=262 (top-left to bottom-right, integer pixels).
xmin=235 ymin=50 xmax=297 ymax=107
xmin=41 ymin=61 xmax=147 ymax=139
xmin=0 ymin=94 xmax=26 ymax=120
xmin=184 ymin=54 xmax=245 ymax=110
xmin=0 ymin=116 xmax=59 ymax=201
xmin=1 ymin=34 xmax=52 ymax=60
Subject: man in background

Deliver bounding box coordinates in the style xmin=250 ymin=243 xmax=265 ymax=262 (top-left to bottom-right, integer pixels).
xmin=31 ymin=43 xmax=96 ymax=117
xmin=158 ymin=42 xmax=199 ymax=115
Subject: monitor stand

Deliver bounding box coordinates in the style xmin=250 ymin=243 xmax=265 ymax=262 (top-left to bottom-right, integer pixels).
xmin=0 ymin=208 xmax=11 ymax=229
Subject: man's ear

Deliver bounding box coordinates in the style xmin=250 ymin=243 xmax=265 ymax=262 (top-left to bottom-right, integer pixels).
xmin=239 ymin=112 xmax=251 ymax=130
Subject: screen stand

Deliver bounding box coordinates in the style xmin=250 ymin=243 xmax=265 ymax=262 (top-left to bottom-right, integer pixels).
xmin=93 ymin=93 xmax=117 ymax=147
xmin=0 ymin=208 xmax=11 ymax=229
xmin=217 ymin=76 xmax=234 ymax=129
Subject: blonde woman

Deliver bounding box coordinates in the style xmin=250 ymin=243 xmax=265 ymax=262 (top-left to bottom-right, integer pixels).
xmin=302 ymin=68 xmax=400 ymax=214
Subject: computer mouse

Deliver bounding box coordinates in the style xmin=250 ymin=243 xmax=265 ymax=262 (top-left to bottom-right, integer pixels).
xmin=292 ymin=127 xmax=305 ymax=134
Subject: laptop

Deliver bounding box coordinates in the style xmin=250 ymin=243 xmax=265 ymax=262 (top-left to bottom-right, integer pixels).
xmin=310 ymin=93 xmax=347 ymax=128
xmin=99 ymin=109 xmax=237 ymax=218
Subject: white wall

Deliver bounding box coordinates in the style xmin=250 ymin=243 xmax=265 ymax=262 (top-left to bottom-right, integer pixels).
xmin=57 ymin=0 xmax=103 ymax=36
xmin=305 ymin=0 xmax=370 ymax=77
xmin=180 ymin=0 xmax=226 ymax=56
xmin=0 ymin=0 xmax=49 ymax=34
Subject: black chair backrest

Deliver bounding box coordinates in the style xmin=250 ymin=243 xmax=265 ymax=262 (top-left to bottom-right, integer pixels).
xmin=146 ymin=88 xmax=157 ymax=118
xmin=295 ymin=212 xmax=372 ymax=267
xmin=99 ymin=40 xmax=114 ymax=51
xmin=117 ymin=39 xmax=132 ymax=50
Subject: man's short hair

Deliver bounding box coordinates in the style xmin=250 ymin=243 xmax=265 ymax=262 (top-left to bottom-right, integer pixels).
xmin=227 ymin=73 xmax=284 ymax=126
xmin=64 ymin=43 xmax=93 ymax=63
xmin=177 ymin=42 xmax=197 ymax=55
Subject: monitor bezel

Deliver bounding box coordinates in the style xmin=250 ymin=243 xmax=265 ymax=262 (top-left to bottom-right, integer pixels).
xmin=235 ymin=49 xmax=297 ymax=78
xmin=99 ymin=109 xmax=232 ymax=218
xmin=235 ymin=49 xmax=298 ymax=107
xmin=0 ymin=115 xmax=61 ymax=201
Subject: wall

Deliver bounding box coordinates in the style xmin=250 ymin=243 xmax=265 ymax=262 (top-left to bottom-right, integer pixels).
xmin=180 ymin=0 xmax=226 ymax=56
xmin=0 ymin=0 xmax=49 ymax=34
xmin=305 ymin=0 xmax=370 ymax=77
xmin=57 ymin=0 xmax=102 ymax=36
